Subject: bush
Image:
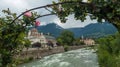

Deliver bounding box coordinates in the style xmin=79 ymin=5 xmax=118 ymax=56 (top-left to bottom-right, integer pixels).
xmin=64 ymin=45 xmax=69 ymax=52
xmin=23 ymin=57 xmax=33 ymax=63
xmin=97 ymin=33 xmax=120 ymax=67
xmin=28 ymin=57 xmax=34 ymax=61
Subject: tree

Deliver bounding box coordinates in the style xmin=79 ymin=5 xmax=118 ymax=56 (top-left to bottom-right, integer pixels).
xmin=51 ymin=1 xmax=120 ymax=67
xmin=57 ymin=30 xmax=74 ymax=46
xmin=96 ymin=33 xmax=120 ymax=67
xmin=52 ymin=0 xmax=120 ymax=32
xmin=0 ymin=9 xmax=38 ymax=67
xmin=24 ymin=39 xmax=31 ymax=50
xmin=24 ymin=39 xmax=31 ymax=57
xmin=73 ymin=38 xmax=85 ymax=46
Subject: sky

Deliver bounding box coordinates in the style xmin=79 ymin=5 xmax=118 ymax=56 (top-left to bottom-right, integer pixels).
xmin=0 ymin=0 xmax=97 ymax=29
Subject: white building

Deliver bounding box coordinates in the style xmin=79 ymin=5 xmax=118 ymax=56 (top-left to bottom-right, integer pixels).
xmin=27 ymin=28 xmax=57 ymax=48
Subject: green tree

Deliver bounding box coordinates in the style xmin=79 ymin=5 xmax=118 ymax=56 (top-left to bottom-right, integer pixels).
xmin=51 ymin=1 xmax=120 ymax=67
xmin=97 ymin=33 xmax=120 ymax=67
xmin=24 ymin=39 xmax=31 ymax=50
xmin=57 ymin=30 xmax=74 ymax=46
xmin=24 ymin=39 xmax=31 ymax=57
xmin=52 ymin=0 xmax=120 ymax=32
xmin=0 ymin=9 xmax=38 ymax=67
xmin=73 ymin=38 xmax=85 ymax=46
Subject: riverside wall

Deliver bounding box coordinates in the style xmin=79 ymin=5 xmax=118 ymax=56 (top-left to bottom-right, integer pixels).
xmin=15 ymin=46 xmax=64 ymax=60
xmin=16 ymin=45 xmax=93 ymax=60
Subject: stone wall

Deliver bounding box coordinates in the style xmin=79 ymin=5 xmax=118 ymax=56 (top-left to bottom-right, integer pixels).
xmin=16 ymin=46 xmax=64 ymax=60
xmin=68 ymin=45 xmax=92 ymax=50
xmin=15 ymin=45 xmax=93 ymax=60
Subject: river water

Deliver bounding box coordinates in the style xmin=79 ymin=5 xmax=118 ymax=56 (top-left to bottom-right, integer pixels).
xmin=18 ymin=48 xmax=99 ymax=67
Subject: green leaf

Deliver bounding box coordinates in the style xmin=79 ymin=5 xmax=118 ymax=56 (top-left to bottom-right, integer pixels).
xmin=107 ymin=13 xmax=113 ymax=19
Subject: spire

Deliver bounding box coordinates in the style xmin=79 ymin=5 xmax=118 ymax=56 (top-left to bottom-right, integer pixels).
xmin=81 ymin=35 xmax=84 ymax=40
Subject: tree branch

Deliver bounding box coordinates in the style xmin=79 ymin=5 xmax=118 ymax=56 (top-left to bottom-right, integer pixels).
xmin=11 ymin=1 xmax=90 ymax=24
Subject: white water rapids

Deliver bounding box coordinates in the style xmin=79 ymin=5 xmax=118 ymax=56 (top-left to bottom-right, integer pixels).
xmin=18 ymin=48 xmax=99 ymax=67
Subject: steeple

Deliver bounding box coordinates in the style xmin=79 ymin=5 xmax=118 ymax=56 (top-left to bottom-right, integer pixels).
xmin=81 ymin=35 xmax=84 ymax=40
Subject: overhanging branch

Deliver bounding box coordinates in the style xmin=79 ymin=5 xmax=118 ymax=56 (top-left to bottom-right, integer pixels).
xmin=11 ymin=1 xmax=91 ymax=24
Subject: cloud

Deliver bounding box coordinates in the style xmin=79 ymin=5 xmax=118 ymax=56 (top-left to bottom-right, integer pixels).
xmin=4 ymin=0 xmax=29 ymax=8
xmin=0 ymin=0 xmax=57 ymax=14
xmin=52 ymin=15 xmax=97 ymax=28
xmin=0 ymin=0 xmax=30 ymax=13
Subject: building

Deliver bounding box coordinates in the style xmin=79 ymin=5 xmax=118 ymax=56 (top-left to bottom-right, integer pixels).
xmin=27 ymin=28 xmax=57 ymax=48
xmin=83 ymin=38 xmax=95 ymax=45
xmin=28 ymin=28 xmax=41 ymax=44
xmin=80 ymin=36 xmax=95 ymax=45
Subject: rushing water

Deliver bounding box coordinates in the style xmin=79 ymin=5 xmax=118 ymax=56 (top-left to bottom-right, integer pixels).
xmin=18 ymin=48 xmax=99 ymax=67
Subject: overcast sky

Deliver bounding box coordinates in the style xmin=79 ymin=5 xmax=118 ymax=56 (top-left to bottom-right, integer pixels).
xmin=0 ymin=0 xmax=97 ymax=29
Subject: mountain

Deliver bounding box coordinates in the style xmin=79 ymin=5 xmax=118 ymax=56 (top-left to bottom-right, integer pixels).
xmin=36 ymin=23 xmax=64 ymax=37
xmin=31 ymin=22 xmax=117 ymax=38
xmin=68 ymin=22 xmax=117 ymax=38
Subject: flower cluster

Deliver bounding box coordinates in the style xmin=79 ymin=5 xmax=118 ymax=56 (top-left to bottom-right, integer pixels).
xmin=24 ymin=11 xmax=40 ymax=27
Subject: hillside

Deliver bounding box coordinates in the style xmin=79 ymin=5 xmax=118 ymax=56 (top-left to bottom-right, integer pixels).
xmin=30 ymin=22 xmax=117 ymax=38
xmin=68 ymin=22 xmax=117 ymax=38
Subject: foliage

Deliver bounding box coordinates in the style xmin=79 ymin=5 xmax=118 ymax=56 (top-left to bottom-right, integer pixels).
xmin=97 ymin=33 xmax=120 ymax=67
xmin=24 ymin=39 xmax=31 ymax=49
xmin=63 ymin=45 xmax=69 ymax=51
xmin=15 ymin=57 xmax=34 ymax=65
xmin=57 ymin=30 xmax=74 ymax=46
xmin=52 ymin=1 xmax=120 ymax=66
xmin=73 ymin=38 xmax=85 ymax=45
xmin=0 ymin=9 xmax=38 ymax=67
xmin=52 ymin=0 xmax=120 ymax=32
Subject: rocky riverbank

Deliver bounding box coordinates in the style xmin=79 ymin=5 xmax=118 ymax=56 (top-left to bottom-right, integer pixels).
xmin=16 ymin=45 xmax=94 ymax=65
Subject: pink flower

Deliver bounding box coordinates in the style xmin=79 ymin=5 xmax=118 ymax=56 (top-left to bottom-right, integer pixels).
xmin=24 ymin=11 xmax=32 ymax=17
xmin=35 ymin=20 xmax=40 ymax=26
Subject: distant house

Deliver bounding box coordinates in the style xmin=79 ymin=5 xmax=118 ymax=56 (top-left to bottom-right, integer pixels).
xmin=80 ymin=36 xmax=95 ymax=45
xmin=27 ymin=28 xmax=57 ymax=48
xmin=83 ymin=38 xmax=95 ymax=45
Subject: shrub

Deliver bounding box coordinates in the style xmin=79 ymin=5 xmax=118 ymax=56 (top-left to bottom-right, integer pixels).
xmin=64 ymin=45 xmax=69 ymax=52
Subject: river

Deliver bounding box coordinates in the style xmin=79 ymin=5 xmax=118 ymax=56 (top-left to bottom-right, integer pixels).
xmin=18 ymin=48 xmax=99 ymax=67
